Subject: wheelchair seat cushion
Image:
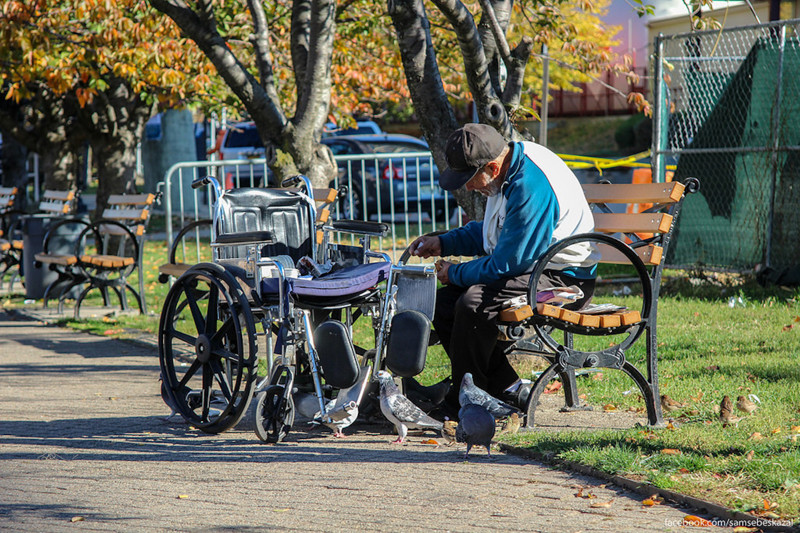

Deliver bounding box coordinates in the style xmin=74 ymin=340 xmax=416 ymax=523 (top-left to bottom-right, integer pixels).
xmin=261 ymin=261 xmax=390 ymax=297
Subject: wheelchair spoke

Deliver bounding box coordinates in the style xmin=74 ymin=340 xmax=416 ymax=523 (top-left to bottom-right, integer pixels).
xmin=209 ymin=359 xmax=234 ymax=401
xmin=171 ymin=329 xmax=197 ymax=347
xmin=177 ymin=359 xmax=202 ymax=388
xmin=204 ymin=285 xmax=219 ymax=336
xmin=183 ymin=284 xmax=208 ymax=333
xmin=201 ymin=363 xmax=213 ymax=421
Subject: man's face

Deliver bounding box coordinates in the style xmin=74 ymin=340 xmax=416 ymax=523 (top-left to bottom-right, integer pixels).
xmin=465 ymin=163 xmax=502 ymax=197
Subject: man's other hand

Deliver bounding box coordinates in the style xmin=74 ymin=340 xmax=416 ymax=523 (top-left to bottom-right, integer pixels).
xmin=435 ymin=260 xmax=451 ymax=284
xmin=409 ymin=235 xmax=442 ymax=258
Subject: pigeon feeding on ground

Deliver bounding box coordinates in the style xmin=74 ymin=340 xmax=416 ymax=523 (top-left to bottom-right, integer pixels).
xmin=376 ymin=371 xmax=443 ymax=443
xmin=458 ymin=373 xmax=520 ymax=419
xmin=456 ymin=403 xmax=496 ymax=458
xmin=402 ymin=376 xmax=451 ymax=413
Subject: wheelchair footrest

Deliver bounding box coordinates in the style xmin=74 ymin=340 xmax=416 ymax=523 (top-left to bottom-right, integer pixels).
xmin=385 ymin=310 xmax=430 ymax=378
xmin=314 ymin=320 xmax=360 ymax=389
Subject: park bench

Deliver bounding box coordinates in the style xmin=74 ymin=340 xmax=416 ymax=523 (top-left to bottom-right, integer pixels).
xmin=497 ymin=177 xmax=699 ymax=429
xmin=0 ymin=187 xmax=22 ymax=288
xmin=67 ymin=193 xmax=157 ymax=319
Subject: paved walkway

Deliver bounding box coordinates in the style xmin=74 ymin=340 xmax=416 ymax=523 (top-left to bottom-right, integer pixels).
xmin=0 ymin=309 xmax=719 ymax=532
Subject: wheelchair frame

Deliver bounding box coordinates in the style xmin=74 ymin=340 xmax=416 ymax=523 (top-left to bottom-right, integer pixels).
xmin=158 ymin=175 xmax=432 ymax=442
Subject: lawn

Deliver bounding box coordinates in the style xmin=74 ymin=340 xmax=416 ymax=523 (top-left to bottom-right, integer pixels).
xmin=2 ymin=235 xmax=799 ymax=524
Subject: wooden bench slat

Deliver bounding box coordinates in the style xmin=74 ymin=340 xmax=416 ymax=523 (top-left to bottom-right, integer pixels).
xmin=42 ymin=190 xmax=75 ymax=201
xmin=511 ymin=303 xmax=643 ymax=329
xmin=38 ymin=201 xmax=72 ymax=214
xmin=34 ymin=253 xmax=78 ymax=266
xmin=81 ymin=254 xmax=135 ymax=268
xmin=107 ymin=193 xmax=155 ymax=206
xmin=101 ymin=207 xmax=150 ymax=221
xmin=596 ymin=243 xmax=664 ymax=266
xmin=158 ymin=262 xmax=192 ymax=277
xmin=582 ymin=182 xmax=685 ymax=204
xmin=593 ymin=213 xmax=673 ymax=234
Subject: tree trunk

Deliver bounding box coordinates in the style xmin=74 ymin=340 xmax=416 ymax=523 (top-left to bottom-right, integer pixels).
xmin=0 ymin=134 xmax=30 ymax=211
xmin=93 ymin=132 xmax=140 ymax=219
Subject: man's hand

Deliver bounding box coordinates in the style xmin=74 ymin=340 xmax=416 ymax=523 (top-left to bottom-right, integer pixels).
xmin=435 ymin=259 xmax=451 ymax=284
xmin=409 ymin=235 xmax=442 ymax=258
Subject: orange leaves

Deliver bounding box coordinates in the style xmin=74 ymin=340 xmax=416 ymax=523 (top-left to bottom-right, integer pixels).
xmin=683 ymin=515 xmax=713 ymax=526
xmin=543 ymin=380 xmax=562 ymax=394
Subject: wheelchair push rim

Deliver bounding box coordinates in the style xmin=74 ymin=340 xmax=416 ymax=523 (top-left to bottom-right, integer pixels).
xmin=159 ymin=262 xmax=258 ymax=433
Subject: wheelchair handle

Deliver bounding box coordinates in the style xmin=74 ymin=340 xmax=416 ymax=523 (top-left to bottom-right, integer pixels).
xmin=280 ymin=175 xmax=303 ymax=188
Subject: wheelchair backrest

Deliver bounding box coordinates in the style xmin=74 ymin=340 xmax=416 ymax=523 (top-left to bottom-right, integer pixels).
xmin=215 ymin=187 xmax=315 ymax=263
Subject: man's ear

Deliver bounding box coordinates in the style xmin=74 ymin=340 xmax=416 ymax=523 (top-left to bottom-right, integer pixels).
xmin=486 ymin=159 xmax=500 ymax=177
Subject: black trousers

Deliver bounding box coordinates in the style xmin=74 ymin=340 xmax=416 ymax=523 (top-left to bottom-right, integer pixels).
xmin=433 ymin=270 xmax=594 ymax=405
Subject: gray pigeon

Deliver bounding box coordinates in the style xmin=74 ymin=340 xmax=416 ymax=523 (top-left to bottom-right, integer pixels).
xmin=458 ymin=372 xmax=520 ymax=419
xmin=456 ymin=403 xmax=496 ymax=458
xmin=376 ymin=370 xmax=443 ymax=443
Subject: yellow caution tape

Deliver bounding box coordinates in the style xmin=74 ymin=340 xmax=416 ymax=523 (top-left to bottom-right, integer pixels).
xmin=557 ymin=150 xmax=676 ymax=174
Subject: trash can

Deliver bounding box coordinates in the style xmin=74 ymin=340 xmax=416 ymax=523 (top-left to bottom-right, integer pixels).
xmin=22 ymin=215 xmax=86 ymax=300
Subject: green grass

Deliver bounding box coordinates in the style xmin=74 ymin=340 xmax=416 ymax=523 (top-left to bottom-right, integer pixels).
xmin=2 ymin=239 xmax=799 ymax=523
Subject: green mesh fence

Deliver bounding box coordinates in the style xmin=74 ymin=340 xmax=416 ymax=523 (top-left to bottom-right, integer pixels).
xmin=653 ymin=20 xmax=800 ymax=271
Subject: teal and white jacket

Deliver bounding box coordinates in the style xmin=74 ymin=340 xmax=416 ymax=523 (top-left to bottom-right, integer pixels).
xmin=439 ymin=141 xmax=598 ymax=287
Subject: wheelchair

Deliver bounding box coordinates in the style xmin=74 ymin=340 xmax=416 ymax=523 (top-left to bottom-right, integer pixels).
xmin=158 ymin=175 xmax=436 ymax=442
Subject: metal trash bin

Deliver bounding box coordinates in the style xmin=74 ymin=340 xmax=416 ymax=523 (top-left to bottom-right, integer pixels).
xmin=22 ymin=215 xmax=86 ymax=300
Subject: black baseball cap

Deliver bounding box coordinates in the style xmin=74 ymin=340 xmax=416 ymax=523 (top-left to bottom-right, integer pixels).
xmin=439 ymin=124 xmax=508 ymax=191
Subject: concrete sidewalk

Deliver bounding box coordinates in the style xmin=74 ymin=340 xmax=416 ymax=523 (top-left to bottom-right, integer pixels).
xmin=0 ymin=309 xmax=718 ymax=532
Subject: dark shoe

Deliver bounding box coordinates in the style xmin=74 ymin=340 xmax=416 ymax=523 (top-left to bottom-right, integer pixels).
xmin=499 ymin=382 xmax=532 ymax=411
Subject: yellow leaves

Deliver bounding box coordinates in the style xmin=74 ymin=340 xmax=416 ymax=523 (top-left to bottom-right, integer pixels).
xmin=589 ymin=499 xmax=614 ymax=508
xmin=602 ymin=403 xmax=617 ymax=412
xmin=749 ymin=432 xmax=764 ymax=441
xmin=177 ymin=494 xmax=189 ymax=499
xmin=573 ymin=487 xmax=595 ymax=499
xmin=70 ymin=516 xmax=85 ymax=522
xmin=420 ymin=439 xmax=439 ymax=445
xmin=660 ymin=448 xmax=681 ymax=455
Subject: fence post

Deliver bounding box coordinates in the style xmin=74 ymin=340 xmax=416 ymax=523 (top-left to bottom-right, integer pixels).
xmin=766 ymin=23 xmax=786 ymax=268
xmin=652 ymin=34 xmax=668 ymax=184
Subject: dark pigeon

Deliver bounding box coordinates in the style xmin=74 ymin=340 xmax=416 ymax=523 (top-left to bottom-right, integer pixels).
xmin=458 ymin=372 xmax=520 ymax=419
xmin=456 ymin=403 xmax=496 ymax=458
xmin=376 ymin=371 xmax=443 ymax=443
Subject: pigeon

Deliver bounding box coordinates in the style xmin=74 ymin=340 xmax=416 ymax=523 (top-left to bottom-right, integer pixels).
xmin=303 ymin=367 xmax=371 ymax=437
xmin=458 ymin=373 xmax=520 ymax=419
xmin=736 ymin=394 xmax=759 ymax=414
xmin=159 ymin=373 xmax=181 ymax=421
xmin=456 ymin=403 xmax=496 ymax=458
xmin=500 ymin=412 xmax=521 ymax=435
xmin=402 ymin=376 xmax=451 ymax=413
xmin=441 ymin=419 xmax=458 ymax=446
xmin=660 ymin=394 xmax=685 ymax=413
xmin=376 ymin=370 xmax=443 ymax=443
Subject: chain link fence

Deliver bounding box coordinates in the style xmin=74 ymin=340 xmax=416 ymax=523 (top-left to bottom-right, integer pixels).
xmin=653 ymin=19 xmax=800 ymax=271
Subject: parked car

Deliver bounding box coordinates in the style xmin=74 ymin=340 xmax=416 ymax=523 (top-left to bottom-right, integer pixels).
xmin=215 ymin=121 xmax=272 ymax=188
xmin=322 ymin=119 xmax=383 ymax=137
xmin=321 ymin=134 xmax=455 ymax=221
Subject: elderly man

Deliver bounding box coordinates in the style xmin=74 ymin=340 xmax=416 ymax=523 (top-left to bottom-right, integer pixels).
xmin=410 ymin=123 xmax=598 ymax=415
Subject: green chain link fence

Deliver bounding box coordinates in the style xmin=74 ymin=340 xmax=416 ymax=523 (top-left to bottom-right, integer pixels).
xmin=652 ymin=19 xmax=800 ymax=271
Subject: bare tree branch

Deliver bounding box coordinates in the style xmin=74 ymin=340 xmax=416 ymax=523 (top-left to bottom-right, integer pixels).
xmin=501 ymin=37 xmax=533 ymax=109
xmin=246 ymin=0 xmax=279 ymax=102
xmin=291 ymin=0 xmax=312 ymax=104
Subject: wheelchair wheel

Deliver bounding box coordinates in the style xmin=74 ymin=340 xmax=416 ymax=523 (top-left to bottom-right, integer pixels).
xmin=159 ymin=263 xmax=258 ymax=434
xmin=254 ymin=385 xmax=295 ymax=443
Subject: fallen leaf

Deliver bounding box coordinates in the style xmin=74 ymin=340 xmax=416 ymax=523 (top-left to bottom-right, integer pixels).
xmin=273 ymin=508 xmax=291 ymax=513
xmin=590 ymin=500 xmax=614 ymax=508
xmin=102 ymin=328 xmax=124 ymax=336
xmin=591 ymin=372 xmax=604 ymax=381
xmin=642 ymin=498 xmax=659 ymax=506
xmin=578 ymin=393 xmax=588 ymax=400
xmin=421 ymin=439 xmax=439 ymax=445
xmin=70 ymin=517 xmax=85 ymax=523
xmin=602 ymin=403 xmax=617 ymax=412
xmin=794 ymin=316 xmax=800 ymax=322
xmin=177 ymin=494 xmax=189 ymax=499
xmin=791 ymin=425 xmax=800 ymax=432
xmin=783 ymin=324 xmax=793 ymax=332
xmin=705 ymin=365 xmax=720 ymax=371
xmin=746 ymin=450 xmax=755 ymax=461
xmin=666 ymin=421 xmax=676 ymax=430
xmin=661 ymin=448 xmax=681 ymax=455
xmin=772 ymin=428 xmax=781 ymax=434
xmin=683 ymin=515 xmax=713 ymax=526
xmin=750 ymin=432 xmax=764 ymax=441
xmin=544 ymin=381 xmax=562 ymax=394
xmin=678 ymin=468 xmax=691 ymax=474
xmin=733 ymin=527 xmax=759 ymax=533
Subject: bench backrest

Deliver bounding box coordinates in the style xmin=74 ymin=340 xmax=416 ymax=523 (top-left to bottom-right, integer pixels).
xmin=38 ymin=189 xmax=77 ymax=215
xmin=0 ymin=187 xmax=18 ymax=213
xmin=96 ymin=194 xmax=156 ymax=256
xmin=582 ymin=180 xmax=687 ymax=269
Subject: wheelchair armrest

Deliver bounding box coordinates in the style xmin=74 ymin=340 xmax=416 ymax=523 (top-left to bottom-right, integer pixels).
xmin=214 ymin=230 xmax=274 ymax=245
xmin=325 ymin=220 xmax=389 ymax=237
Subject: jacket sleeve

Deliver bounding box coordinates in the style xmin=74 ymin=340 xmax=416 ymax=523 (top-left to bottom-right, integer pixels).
xmin=438 ymin=221 xmax=485 ymax=257
xmin=447 ymin=175 xmax=559 ymax=287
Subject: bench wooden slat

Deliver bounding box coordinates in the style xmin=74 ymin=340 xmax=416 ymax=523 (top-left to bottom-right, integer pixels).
xmin=38 ymin=200 xmax=72 ymax=214
xmin=101 ymin=207 xmax=150 ymax=221
xmin=596 ymin=243 xmax=664 ymax=266
xmin=158 ymin=262 xmax=192 ymax=277
xmin=107 ymin=193 xmax=155 ymax=206
xmin=593 ymin=213 xmax=673 ymax=234
xmin=582 ymin=182 xmax=685 ymax=204
xmin=511 ymin=303 xmax=643 ymax=329
xmin=317 ymin=207 xmax=330 ymax=224
xmin=34 ymin=253 xmax=78 ymax=266
xmin=42 ymin=190 xmax=75 ymax=202
xmin=98 ymin=223 xmax=145 ymax=236
xmin=81 ymin=254 xmax=135 ymax=268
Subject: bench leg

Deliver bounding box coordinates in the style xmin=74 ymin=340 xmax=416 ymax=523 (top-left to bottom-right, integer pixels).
xmin=621 ymin=361 xmax=665 ymax=427
xmin=557 ymin=368 xmax=592 ymax=413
